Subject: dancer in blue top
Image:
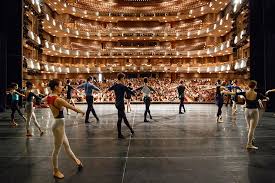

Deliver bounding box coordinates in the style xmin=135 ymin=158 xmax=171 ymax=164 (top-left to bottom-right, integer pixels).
xmin=6 ymin=83 xmax=26 ymax=127
xmin=77 ymin=76 xmax=100 ymax=123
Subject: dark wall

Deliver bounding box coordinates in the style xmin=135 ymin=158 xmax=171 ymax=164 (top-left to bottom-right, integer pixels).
xmin=250 ymin=0 xmax=275 ymax=111
xmin=0 ymin=0 xmax=23 ymax=112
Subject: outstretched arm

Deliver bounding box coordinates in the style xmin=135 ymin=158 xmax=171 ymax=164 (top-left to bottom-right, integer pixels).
xmin=57 ymin=98 xmax=85 ymax=114
xmin=266 ymin=89 xmax=275 ymax=95
xmin=14 ymin=91 xmax=25 ymax=97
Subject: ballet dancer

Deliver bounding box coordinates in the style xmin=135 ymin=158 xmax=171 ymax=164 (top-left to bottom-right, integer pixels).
xmin=266 ymin=89 xmax=275 ymax=117
xmin=207 ymin=80 xmax=235 ymax=123
xmin=231 ymin=80 xmax=242 ymax=114
xmin=25 ymin=81 xmax=44 ymax=137
xmin=108 ymin=73 xmax=135 ymax=139
xmin=125 ymin=83 xmax=133 ymax=113
xmin=177 ymin=80 xmax=186 ymax=114
xmin=135 ymin=77 xmax=155 ymax=122
xmin=77 ymin=76 xmax=100 ymax=123
xmin=6 ymin=83 xmax=26 ymax=127
xmin=46 ymin=79 xmax=85 ymax=179
xmin=237 ymin=80 xmax=269 ymax=150
xmin=225 ymin=80 xmax=233 ymax=107
xmin=65 ymin=79 xmax=77 ymax=115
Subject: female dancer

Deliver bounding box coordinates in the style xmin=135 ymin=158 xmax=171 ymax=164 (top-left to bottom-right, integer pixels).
xmin=213 ymin=80 xmax=235 ymax=123
xmin=125 ymin=83 xmax=133 ymax=113
xmin=238 ymin=80 xmax=269 ymax=150
xmin=25 ymin=81 xmax=44 ymax=137
xmin=266 ymin=89 xmax=275 ymax=117
xmin=46 ymin=79 xmax=85 ymax=179
xmin=65 ymin=79 xmax=77 ymax=115
xmin=108 ymin=73 xmax=135 ymax=139
xmin=6 ymin=83 xmax=26 ymax=127
xmin=135 ymin=77 xmax=156 ymax=122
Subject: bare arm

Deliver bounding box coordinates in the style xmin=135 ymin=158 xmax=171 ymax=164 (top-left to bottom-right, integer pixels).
xmin=266 ymin=89 xmax=275 ymax=95
xmin=14 ymin=91 xmax=25 ymax=97
xmin=57 ymin=98 xmax=85 ymax=114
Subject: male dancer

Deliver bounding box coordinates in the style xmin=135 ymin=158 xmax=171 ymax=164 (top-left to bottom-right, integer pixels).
xmin=177 ymin=80 xmax=186 ymax=114
xmin=108 ymin=73 xmax=135 ymax=139
xmin=77 ymin=76 xmax=100 ymax=123
xmin=135 ymin=77 xmax=155 ymax=122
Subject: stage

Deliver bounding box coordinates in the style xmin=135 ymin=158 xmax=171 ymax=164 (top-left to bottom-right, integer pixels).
xmin=0 ymin=104 xmax=275 ymax=183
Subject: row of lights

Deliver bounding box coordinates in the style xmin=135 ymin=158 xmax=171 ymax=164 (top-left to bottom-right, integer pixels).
xmin=46 ymin=0 xmax=228 ymax=21
xmin=26 ymin=58 xmax=247 ymax=74
xmin=43 ymin=13 xmax=232 ymax=40
xmin=43 ymin=39 xmax=232 ymax=58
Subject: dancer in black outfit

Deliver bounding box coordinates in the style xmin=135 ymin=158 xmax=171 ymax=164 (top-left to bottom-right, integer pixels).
xmin=65 ymin=79 xmax=77 ymax=115
xmin=125 ymin=83 xmax=133 ymax=113
xmin=77 ymin=76 xmax=100 ymax=123
xmin=177 ymin=80 xmax=186 ymax=114
xmin=135 ymin=77 xmax=155 ymax=122
xmin=108 ymin=73 xmax=135 ymax=139
xmin=214 ymin=80 xmax=235 ymax=123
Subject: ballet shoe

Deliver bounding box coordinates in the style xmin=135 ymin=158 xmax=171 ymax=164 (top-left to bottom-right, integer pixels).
xmin=75 ymin=159 xmax=83 ymax=170
xmin=144 ymin=119 xmax=149 ymax=122
xmin=252 ymin=139 xmax=256 ymax=146
xmin=53 ymin=170 xmax=64 ymax=179
xmin=218 ymin=117 xmax=223 ymax=123
xmin=10 ymin=122 xmax=18 ymax=127
xmin=150 ymin=115 xmax=153 ymax=119
xmin=179 ymin=112 xmax=184 ymax=114
xmin=130 ymin=130 xmax=135 ymax=136
xmin=85 ymin=120 xmax=91 ymax=123
xmin=118 ymin=134 xmax=125 ymax=139
xmin=246 ymin=144 xmax=258 ymax=150
xmin=40 ymin=131 xmax=44 ymax=136
xmin=26 ymin=132 xmax=33 ymax=137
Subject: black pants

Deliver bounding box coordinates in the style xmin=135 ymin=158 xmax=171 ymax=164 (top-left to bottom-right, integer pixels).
xmin=179 ymin=97 xmax=186 ymax=113
xmin=116 ymin=105 xmax=133 ymax=135
xmin=11 ymin=101 xmax=24 ymax=121
xmin=85 ymin=96 xmax=98 ymax=122
xmin=144 ymin=96 xmax=151 ymax=120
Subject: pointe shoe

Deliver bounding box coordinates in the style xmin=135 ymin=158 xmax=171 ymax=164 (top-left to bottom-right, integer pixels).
xmin=53 ymin=170 xmax=64 ymax=179
xmin=10 ymin=122 xmax=18 ymax=127
xmin=144 ymin=119 xmax=149 ymax=122
xmin=130 ymin=130 xmax=135 ymax=136
xmin=118 ymin=134 xmax=125 ymax=139
xmin=26 ymin=132 xmax=33 ymax=137
xmin=40 ymin=131 xmax=44 ymax=136
xmin=150 ymin=115 xmax=153 ymax=119
xmin=75 ymin=159 xmax=83 ymax=170
xmin=246 ymin=145 xmax=258 ymax=150
xmin=179 ymin=112 xmax=184 ymax=114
